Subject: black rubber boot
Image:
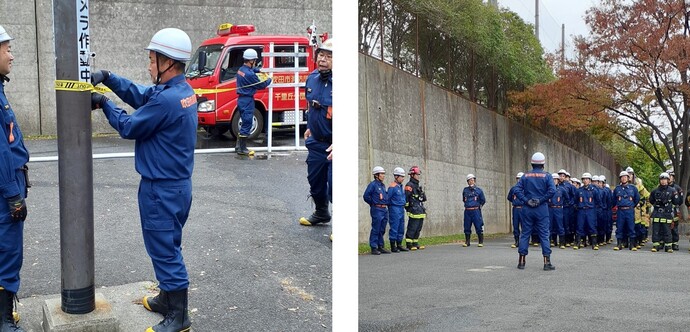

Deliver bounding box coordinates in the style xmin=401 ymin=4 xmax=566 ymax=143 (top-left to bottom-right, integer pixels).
xmin=236 ymin=136 xmax=254 ymax=156
xmin=299 ymin=199 xmax=331 ymax=226
xmin=143 ymin=289 xmax=168 ymax=315
xmin=397 ymin=241 xmax=409 ymax=252
xmin=477 ymin=234 xmax=484 ymax=247
xmin=613 ymin=239 xmax=621 ymax=251
xmin=390 ymin=241 xmax=399 ymax=253
xmin=672 ymin=243 xmax=679 ymax=251
xmin=665 ymin=244 xmax=674 ymax=253
xmin=517 ymin=255 xmax=526 ymax=269
xmin=370 ymin=247 xmax=381 ymax=255
xmin=463 ymin=234 xmax=471 ymax=247
xmin=629 ymin=237 xmax=637 ymax=251
xmin=511 ymin=236 xmax=518 ymax=248
xmin=591 ymin=235 xmax=599 ymax=250
xmin=573 ymin=235 xmax=581 ymax=250
xmin=147 ymin=289 xmax=191 ymax=332
xmin=378 ymin=246 xmax=390 ymax=254
xmin=543 ymin=256 xmax=555 ymax=271
xmin=0 ymin=288 xmax=24 ymax=332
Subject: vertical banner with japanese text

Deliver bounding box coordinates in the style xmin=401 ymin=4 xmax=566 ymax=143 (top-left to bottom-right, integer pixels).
xmin=77 ymin=0 xmax=90 ymax=82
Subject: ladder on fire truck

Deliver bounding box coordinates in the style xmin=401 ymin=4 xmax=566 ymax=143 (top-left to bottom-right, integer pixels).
xmin=260 ymin=23 xmax=327 ymax=159
xmin=261 ymin=41 xmax=309 ymax=158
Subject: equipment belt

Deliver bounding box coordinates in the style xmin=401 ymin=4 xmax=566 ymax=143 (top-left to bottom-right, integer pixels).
xmin=514 ymin=206 xmax=522 ymax=209
xmin=465 ymin=207 xmax=479 ymax=210
xmin=619 ymin=206 xmax=632 ymax=210
xmin=374 ymin=204 xmax=387 ymax=208
xmin=549 ymin=206 xmax=562 ymax=208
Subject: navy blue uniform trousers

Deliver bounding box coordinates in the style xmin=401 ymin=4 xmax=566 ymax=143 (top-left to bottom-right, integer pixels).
xmin=139 ymin=178 xmax=192 ymax=291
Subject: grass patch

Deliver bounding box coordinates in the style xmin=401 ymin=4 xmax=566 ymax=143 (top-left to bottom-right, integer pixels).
xmin=358 ymin=233 xmax=510 ymax=254
xmin=24 ymin=133 xmax=120 ymax=140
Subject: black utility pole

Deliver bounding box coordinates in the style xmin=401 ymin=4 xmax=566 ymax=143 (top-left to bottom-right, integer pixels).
xmin=53 ymin=0 xmax=95 ymax=314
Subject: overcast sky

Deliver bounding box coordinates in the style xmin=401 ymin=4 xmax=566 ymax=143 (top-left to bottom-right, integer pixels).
xmin=498 ymin=0 xmax=602 ymax=58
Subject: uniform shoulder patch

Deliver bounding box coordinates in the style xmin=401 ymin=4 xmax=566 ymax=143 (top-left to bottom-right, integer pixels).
xmin=237 ymin=70 xmax=245 ymax=77
xmin=404 ymin=186 xmax=412 ymax=192
xmin=390 ymin=182 xmax=398 ymax=187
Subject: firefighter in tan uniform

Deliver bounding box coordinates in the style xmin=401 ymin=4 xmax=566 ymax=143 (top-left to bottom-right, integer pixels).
xmin=627 ymin=167 xmax=650 ymax=248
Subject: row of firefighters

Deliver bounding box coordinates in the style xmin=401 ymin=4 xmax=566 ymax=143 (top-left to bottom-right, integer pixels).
xmin=509 ymin=167 xmax=686 ymax=253
xmin=363 ymin=164 xmax=688 ymax=255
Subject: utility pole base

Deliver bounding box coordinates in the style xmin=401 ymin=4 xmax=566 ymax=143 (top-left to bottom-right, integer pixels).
xmin=42 ymin=293 xmax=118 ymax=332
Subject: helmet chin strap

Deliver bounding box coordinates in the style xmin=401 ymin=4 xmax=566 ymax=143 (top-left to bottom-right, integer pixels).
xmin=318 ymin=69 xmax=331 ymax=81
xmin=155 ymin=53 xmax=176 ymax=84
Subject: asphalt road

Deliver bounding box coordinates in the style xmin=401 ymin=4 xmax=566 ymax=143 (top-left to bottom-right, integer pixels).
xmin=359 ymin=237 xmax=690 ymax=331
xmin=18 ymin=132 xmax=332 ymax=332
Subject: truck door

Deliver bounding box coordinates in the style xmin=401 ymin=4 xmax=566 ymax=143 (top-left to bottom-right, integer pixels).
xmin=215 ymin=45 xmax=264 ymax=123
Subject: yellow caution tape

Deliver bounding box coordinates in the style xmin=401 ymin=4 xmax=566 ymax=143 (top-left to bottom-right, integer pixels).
xmin=54 ymin=80 xmax=111 ymax=93
xmin=55 ymin=75 xmax=271 ymax=96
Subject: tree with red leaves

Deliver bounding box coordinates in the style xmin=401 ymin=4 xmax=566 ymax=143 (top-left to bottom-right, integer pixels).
xmin=510 ymin=0 xmax=690 ymax=193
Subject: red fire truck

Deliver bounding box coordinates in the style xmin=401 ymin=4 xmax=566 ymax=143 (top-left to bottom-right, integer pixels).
xmin=186 ymin=23 xmax=326 ymax=139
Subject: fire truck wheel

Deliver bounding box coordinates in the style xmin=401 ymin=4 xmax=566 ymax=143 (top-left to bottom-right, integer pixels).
xmin=231 ymin=108 xmax=264 ymax=140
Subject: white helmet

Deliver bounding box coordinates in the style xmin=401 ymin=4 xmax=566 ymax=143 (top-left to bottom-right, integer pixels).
xmin=557 ymin=169 xmax=567 ymax=175
xmin=592 ymin=175 xmax=600 ymax=182
xmin=0 ymin=25 xmax=13 ymax=44
xmin=531 ymin=152 xmax=545 ymax=165
xmin=243 ymin=48 xmax=258 ymax=60
xmin=466 ymin=174 xmax=476 ymax=181
xmin=552 ymin=173 xmax=559 ymax=179
xmin=626 ymin=166 xmax=634 ymax=173
xmin=145 ymin=28 xmax=192 ymax=61
xmin=565 ymin=171 xmax=571 ymax=177
xmin=600 ymin=175 xmax=606 ymax=182
xmin=516 ymin=172 xmax=524 ymax=178
xmin=393 ymin=167 xmax=406 ymax=176
xmin=316 ymin=38 xmax=333 ymax=54
xmin=605 ymin=184 xmax=610 ymax=189
xmin=660 ymin=172 xmax=670 ymax=180
xmin=372 ymin=166 xmax=385 ymax=175
xmin=619 ymin=171 xmax=630 ymax=178
xmin=572 ymin=178 xmax=580 ymax=184
xmin=582 ymin=173 xmax=592 ymax=179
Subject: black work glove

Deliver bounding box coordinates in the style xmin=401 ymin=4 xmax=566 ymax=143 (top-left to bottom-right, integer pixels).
xmin=527 ymin=198 xmax=540 ymax=208
xmin=91 ymin=92 xmax=109 ymax=110
xmin=7 ymin=194 xmax=27 ymax=222
xmin=90 ymin=70 xmax=110 ymax=86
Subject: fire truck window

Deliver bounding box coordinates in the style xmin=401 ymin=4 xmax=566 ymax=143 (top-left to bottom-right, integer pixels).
xmin=185 ymin=44 xmax=223 ymax=79
xmin=273 ymin=46 xmax=307 ymax=68
xmin=220 ymin=48 xmax=263 ymax=83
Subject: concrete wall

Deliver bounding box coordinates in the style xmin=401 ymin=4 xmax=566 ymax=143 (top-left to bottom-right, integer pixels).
xmin=0 ymin=0 xmax=332 ymax=135
xmin=359 ymin=54 xmax=618 ymax=242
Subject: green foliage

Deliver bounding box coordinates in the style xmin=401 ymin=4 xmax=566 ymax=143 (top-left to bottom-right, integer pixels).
xmin=395 ymin=0 xmax=553 ymax=88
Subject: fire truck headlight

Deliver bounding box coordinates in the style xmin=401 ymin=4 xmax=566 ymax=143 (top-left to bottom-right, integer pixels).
xmin=197 ymin=100 xmax=216 ymax=113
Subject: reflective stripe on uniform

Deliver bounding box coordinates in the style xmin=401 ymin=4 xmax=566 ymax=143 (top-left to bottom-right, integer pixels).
xmin=408 ymin=213 xmax=426 ymax=218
